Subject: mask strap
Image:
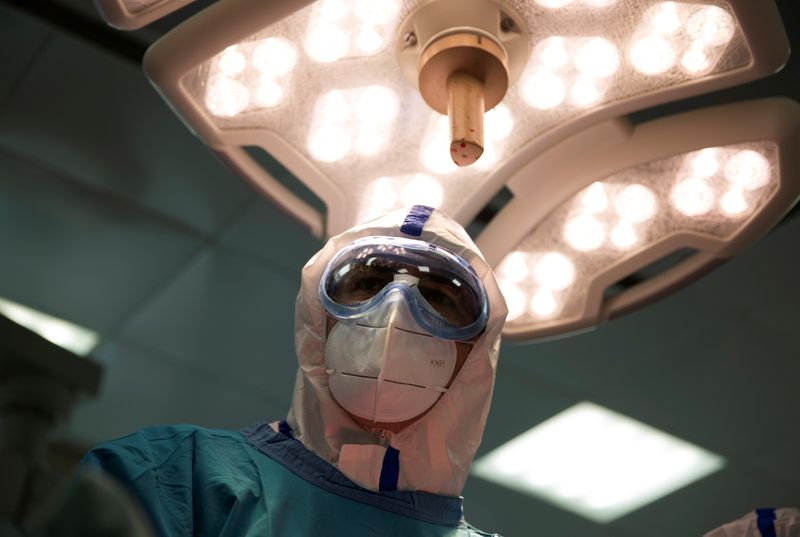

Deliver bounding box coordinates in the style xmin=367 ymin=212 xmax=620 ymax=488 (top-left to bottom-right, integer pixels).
xmin=756 ymin=508 xmax=777 ymax=537
xmin=378 ymin=446 xmax=400 ymax=491
xmin=288 ymin=417 xmax=400 ymax=493
xmin=278 ymin=419 xmax=295 ymax=439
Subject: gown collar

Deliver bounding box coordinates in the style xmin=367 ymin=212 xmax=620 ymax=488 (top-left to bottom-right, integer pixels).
xmin=241 ymin=421 xmax=465 ymax=528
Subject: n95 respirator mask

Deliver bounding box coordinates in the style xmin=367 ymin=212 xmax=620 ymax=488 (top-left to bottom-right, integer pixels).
xmin=324 ymin=294 xmax=457 ymax=423
xmin=318 ymin=235 xmax=490 ymax=424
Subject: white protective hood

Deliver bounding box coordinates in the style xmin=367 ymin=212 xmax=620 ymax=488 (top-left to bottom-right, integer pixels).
xmin=285 ymin=208 xmax=507 ymax=497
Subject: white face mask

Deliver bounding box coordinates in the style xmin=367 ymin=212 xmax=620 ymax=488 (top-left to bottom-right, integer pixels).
xmin=324 ymin=294 xmax=457 ymax=424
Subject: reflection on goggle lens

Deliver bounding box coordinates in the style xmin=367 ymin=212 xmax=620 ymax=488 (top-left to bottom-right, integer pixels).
xmin=323 ymin=238 xmax=485 ymax=329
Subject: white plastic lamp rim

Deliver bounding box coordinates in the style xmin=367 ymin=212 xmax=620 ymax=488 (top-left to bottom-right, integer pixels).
xmin=95 ymin=0 xmax=197 ymax=30
xmin=477 ymin=97 xmax=800 ymax=341
xmin=142 ymin=0 xmax=789 ymax=239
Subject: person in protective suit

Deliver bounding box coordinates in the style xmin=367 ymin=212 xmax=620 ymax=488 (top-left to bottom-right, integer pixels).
xmin=81 ymin=205 xmax=508 ymax=537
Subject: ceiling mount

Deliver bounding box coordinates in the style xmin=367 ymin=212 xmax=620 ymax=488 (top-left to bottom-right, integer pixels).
xmin=396 ymin=0 xmax=530 ymax=167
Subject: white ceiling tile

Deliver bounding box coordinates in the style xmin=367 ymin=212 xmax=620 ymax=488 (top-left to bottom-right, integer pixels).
xmin=615 ymin=464 xmax=800 ymax=537
xmin=65 ymin=340 xmax=285 ymax=446
xmin=0 ymin=150 xmax=202 ymax=332
xmin=606 ymin=327 xmax=800 ymax=460
xmin=0 ymin=31 xmax=253 ymax=235
xmin=478 ymin=359 xmax=578 ymax=454
xmin=0 ymin=6 xmax=48 ymax=110
xmin=463 ymin=474 xmax=632 ymax=537
xmin=0 ymin=7 xmax=50 ymax=107
xmin=749 ymin=434 xmax=800 ymax=490
xmin=118 ymin=247 xmax=299 ymax=407
xmin=698 ymin=216 xmax=800 ymax=343
xmin=220 ymin=197 xmax=323 ymax=276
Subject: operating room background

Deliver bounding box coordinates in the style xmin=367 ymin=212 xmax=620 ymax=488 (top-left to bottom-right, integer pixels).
xmin=0 ymin=1 xmax=798 ymax=535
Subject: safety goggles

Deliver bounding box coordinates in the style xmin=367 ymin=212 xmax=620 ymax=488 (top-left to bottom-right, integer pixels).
xmin=319 ymin=236 xmax=489 ymax=340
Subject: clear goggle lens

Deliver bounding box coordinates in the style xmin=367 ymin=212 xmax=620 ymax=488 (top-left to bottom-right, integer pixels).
xmin=320 ymin=237 xmax=488 ymax=336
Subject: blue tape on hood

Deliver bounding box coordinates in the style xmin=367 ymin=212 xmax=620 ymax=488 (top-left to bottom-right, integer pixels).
xmin=400 ymin=205 xmax=434 ymax=237
xmin=756 ymin=508 xmax=777 ymax=537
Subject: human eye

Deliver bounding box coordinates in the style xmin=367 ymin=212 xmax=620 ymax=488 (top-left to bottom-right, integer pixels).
xmin=355 ymin=277 xmax=386 ymax=294
xmin=424 ymin=288 xmax=455 ymax=307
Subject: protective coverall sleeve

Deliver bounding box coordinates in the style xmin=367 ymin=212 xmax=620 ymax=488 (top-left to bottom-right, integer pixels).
xmin=80 ymin=425 xmax=267 ymax=537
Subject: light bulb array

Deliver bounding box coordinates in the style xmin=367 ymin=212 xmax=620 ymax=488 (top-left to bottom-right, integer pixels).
xmin=139 ymin=0 xmax=790 ymax=239
xmin=497 ymin=143 xmax=778 ymax=325
xmin=205 ymin=38 xmax=299 ymax=116
xmin=182 ymin=0 xmax=753 ymax=233
xmin=629 ymin=3 xmax=736 ymax=76
xmin=307 ymin=86 xmax=401 ymax=162
xmin=358 ymin=174 xmax=444 ymax=224
xmin=519 ymin=3 xmax=738 ymax=113
xmin=523 ymin=37 xmax=620 ymax=109
xmin=304 ymin=0 xmax=400 ymax=62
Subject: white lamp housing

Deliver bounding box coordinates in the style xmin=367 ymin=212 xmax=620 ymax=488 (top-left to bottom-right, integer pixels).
xmin=143 ymin=0 xmax=790 ymax=239
xmin=95 ymin=0 xmax=197 ymax=30
xmin=480 ymin=98 xmax=800 ymax=340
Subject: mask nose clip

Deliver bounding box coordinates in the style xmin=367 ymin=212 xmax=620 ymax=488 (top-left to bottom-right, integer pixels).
xmin=393 ymin=274 xmax=419 ymax=287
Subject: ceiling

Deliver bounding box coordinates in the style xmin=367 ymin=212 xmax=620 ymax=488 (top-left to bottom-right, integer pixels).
xmin=0 ymin=1 xmax=798 ymax=536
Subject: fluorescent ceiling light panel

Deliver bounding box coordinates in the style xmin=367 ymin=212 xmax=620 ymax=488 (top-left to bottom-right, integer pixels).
xmin=472 ymin=402 xmax=726 ymax=523
xmin=95 ymin=0 xmax=197 ymax=30
xmin=477 ymin=98 xmax=800 ymax=340
xmin=143 ymin=0 xmax=789 ymax=237
xmin=0 ymin=297 xmax=100 ymax=356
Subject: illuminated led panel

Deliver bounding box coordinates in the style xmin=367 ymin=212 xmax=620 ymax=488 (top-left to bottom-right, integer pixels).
xmin=477 ymin=98 xmax=800 ymax=340
xmin=0 ymin=297 xmax=99 ymax=356
xmin=96 ymin=0 xmax=196 ymax=30
xmin=144 ymin=0 xmax=788 ymax=237
xmin=498 ymin=142 xmax=777 ymax=323
xmin=472 ymin=402 xmax=725 ymax=523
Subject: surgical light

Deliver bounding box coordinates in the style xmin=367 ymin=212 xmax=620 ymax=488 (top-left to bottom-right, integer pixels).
xmin=610 ymin=221 xmax=640 ymax=250
xmin=472 ymin=402 xmax=726 ymax=523
xmin=95 ymin=0 xmax=197 ymax=29
xmin=629 ymin=34 xmax=677 ymax=75
xmin=497 ymin=251 xmax=529 ymax=283
xmin=0 ymin=297 xmax=100 ymax=356
xmin=252 ymin=39 xmax=298 ymax=76
xmin=533 ymin=253 xmax=575 ymax=291
xmin=139 ymin=0 xmax=789 ymax=237
xmin=479 ymin=98 xmax=799 ymax=341
xmin=96 ymin=0 xmax=797 ymax=341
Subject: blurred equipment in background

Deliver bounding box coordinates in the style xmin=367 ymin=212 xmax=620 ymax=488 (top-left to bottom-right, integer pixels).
xmin=0 ymin=315 xmax=150 ymax=536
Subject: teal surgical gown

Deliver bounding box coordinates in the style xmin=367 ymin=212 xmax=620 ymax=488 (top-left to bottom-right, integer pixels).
xmin=82 ymin=422 xmax=499 ymax=537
